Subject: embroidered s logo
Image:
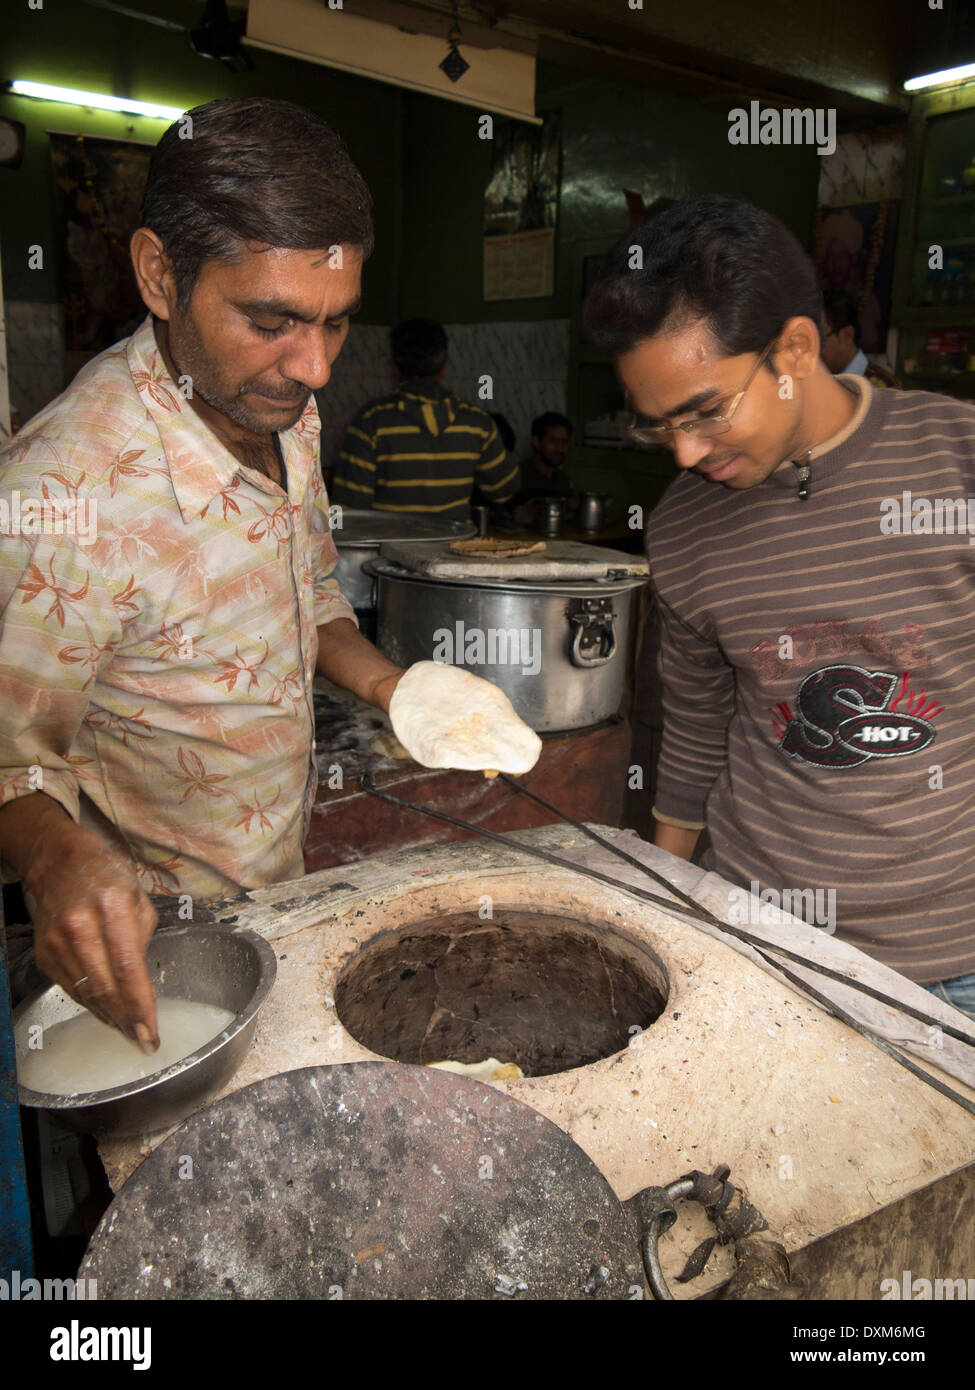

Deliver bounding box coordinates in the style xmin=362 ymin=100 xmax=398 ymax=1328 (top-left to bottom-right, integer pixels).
xmin=773 ymin=666 xmax=942 ymax=769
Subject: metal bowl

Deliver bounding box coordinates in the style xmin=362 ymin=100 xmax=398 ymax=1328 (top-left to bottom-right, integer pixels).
xmin=14 ymin=926 xmax=276 ymax=1137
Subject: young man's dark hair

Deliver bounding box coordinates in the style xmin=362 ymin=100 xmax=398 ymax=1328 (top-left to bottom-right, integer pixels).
xmin=141 ymin=97 xmax=374 ymax=310
xmin=391 ymin=319 xmax=448 ymax=379
xmin=581 ymin=195 xmax=823 ymax=369
xmin=531 ymin=411 xmax=572 ymax=439
xmin=822 ymin=288 xmax=862 ymax=346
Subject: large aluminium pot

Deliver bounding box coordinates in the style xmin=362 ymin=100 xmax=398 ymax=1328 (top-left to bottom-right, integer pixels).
xmin=366 ymin=558 xmax=646 ymax=732
xmin=332 ymin=510 xmax=476 ymax=613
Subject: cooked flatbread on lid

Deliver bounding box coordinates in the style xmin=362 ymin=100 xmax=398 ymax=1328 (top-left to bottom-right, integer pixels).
xmin=448 ymin=538 xmax=546 ymax=558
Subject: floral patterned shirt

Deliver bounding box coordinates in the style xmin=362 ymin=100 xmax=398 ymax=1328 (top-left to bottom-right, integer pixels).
xmin=0 ymin=314 xmax=356 ymax=899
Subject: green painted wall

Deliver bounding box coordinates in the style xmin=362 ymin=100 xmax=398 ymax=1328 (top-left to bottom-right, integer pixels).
xmin=398 ymin=61 xmax=821 ymax=322
xmin=0 ymin=8 xmax=820 ymax=325
xmin=0 ymin=0 xmax=402 ymax=321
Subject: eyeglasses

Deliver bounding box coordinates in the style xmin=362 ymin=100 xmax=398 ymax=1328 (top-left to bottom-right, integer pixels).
xmin=622 ymin=337 xmax=778 ymax=444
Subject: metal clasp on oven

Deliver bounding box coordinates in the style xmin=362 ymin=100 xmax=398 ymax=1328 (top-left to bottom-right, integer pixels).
xmin=568 ymin=597 xmax=617 ymax=667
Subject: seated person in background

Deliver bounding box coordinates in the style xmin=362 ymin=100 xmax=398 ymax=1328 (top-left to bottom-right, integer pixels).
xmin=331 ymin=319 xmax=517 ymax=518
xmin=510 ymin=412 xmax=575 ymax=527
xmin=821 ymin=288 xmax=900 ymax=388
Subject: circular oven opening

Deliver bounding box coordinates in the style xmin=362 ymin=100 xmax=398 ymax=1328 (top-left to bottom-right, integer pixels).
xmin=335 ymin=909 xmax=670 ymax=1077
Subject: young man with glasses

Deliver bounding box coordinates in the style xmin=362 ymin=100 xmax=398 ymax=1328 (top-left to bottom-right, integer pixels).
xmin=582 ymin=195 xmax=975 ymax=1018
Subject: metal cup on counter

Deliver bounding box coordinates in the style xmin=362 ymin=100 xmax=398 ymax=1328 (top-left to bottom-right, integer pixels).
xmin=538 ymin=496 xmax=565 ymax=538
xmin=471 ymin=505 xmax=490 ymax=538
xmin=577 ymin=492 xmax=608 ymax=534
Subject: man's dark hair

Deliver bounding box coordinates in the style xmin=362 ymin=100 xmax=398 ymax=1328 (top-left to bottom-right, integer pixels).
xmin=581 ymin=196 xmax=822 ymax=369
xmin=822 ymin=288 xmax=862 ymax=346
xmin=141 ymin=97 xmax=374 ymax=309
xmin=490 ymin=411 xmax=516 ymax=453
xmin=531 ymin=411 xmax=572 ymax=440
xmin=391 ymin=319 xmax=448 ymax=378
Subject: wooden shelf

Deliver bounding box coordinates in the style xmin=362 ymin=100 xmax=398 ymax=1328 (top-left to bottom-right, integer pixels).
xmin=893 ymin=89 xmax=975 ymax=376
xmin=927 ymin=193 xmax=975 ymax=208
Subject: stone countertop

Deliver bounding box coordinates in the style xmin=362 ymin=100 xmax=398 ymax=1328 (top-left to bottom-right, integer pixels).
xmin=100 ymin=824 xmax=975 ymax=1304
xmin=312 ymin=678 xmax=407 ymax=787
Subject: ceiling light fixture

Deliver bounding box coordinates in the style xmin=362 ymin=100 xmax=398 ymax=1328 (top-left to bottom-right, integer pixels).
xmin=904 ymin=62 xmax=975 ymax=93
xmin=9 ymin=80 xmax=184 ymax=121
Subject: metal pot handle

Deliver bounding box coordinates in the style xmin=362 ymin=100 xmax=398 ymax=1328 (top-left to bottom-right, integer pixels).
xmin=569 ymin=603 xmax=617 ymax=667
xmin=631 ymin=1164 xmax=807 ymax=1301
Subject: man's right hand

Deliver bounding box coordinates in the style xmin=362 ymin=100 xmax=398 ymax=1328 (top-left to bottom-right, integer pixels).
xmin=0 ymin=795 xmax=159 ymax=1049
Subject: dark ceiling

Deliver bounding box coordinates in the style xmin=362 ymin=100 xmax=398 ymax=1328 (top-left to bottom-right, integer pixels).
xmin=351 ymin=0 xmax=947 ymax=122
xmin=84 ymin=0 xmax=975 ymax=124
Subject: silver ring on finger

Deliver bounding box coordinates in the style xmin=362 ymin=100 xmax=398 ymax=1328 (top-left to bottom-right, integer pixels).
xmin=73 ymin=975 xmax=89 ymax=989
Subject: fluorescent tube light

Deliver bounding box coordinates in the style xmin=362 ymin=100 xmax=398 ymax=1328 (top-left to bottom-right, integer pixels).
xmin=904 ymin=62 xmax=975 ymax=92
xmin=10 ymin=80 xmax=183 ymax=121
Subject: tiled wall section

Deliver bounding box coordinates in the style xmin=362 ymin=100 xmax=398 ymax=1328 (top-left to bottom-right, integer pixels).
xmin=818 ymin=129 xmax=906 ymax=209
xmin=317 ymin=319 xmax=571 ymax=467
xmin=4 ymin=301 xmax=66 ymax=433
xmin=5 ymin=306 xmax=571 ymax=468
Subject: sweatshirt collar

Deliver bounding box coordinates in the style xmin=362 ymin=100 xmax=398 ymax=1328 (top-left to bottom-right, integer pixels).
xmin=766 ymin=374 xmax=875 ymax=489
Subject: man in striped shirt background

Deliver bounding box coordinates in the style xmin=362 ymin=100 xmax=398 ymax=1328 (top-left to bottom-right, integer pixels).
xmin=331 ymin=319 xmax=518 ymax=517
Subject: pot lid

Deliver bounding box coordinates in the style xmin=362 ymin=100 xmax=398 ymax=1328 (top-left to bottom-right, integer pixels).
xmin=378 ymin=538 xmax=649 ymax=582
xmin=333 ymin=509 xmax=476 ymax=547
xmin=80 ymin=1061 xmax=642 ymax=1299
xmin=364 ymin=556 xmax=648 ymax=595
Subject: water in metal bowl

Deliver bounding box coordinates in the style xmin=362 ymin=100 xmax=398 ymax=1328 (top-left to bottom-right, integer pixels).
xmin=14 ymin=926 xmax=276 ymax=1137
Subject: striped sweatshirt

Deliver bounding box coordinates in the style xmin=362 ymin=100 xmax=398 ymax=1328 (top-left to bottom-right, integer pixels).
xmin=331 ymin=378 xmax=517 ymax=517
xmin=647 ymin=376 xmax=975 ymax=983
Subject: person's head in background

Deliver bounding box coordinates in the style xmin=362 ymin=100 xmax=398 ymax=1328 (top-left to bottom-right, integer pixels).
xmin=820 ymin=289 xmax=863 ymax=374
xmin=581 ymin=196 xmax=849 ymax=491
xmin=133 ymin=97 xmax=373 ymax=435
xmin=392 ymin=319 xmax=448 ymax=381
xmin=531 ymin=412 xmax=572 ymax=471
xmin=490 ymin=412 xmax=516 ymax=454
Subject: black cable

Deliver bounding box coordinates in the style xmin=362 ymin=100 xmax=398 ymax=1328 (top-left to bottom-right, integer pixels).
xmin=365 ymin=772 xmax=975 ymax=1049
xmin=752 ymin=946 xmax=975 ymax=1119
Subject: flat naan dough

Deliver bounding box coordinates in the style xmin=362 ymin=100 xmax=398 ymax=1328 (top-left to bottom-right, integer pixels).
xmin=388 ymin=661 xmax=542 ymax=774
xmin=428 ymin=1058 xmax=524 ymax=1081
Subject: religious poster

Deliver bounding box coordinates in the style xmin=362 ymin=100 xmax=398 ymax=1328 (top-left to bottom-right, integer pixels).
xmin=483 ymin=113 xmax=560 ymax=301
xmin=49 ymin=132 xmax=153 ymax=377
xmin=813 ymin=201 xmax=901 ymax=354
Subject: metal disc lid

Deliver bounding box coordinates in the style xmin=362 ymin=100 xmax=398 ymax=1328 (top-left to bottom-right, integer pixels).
xmin=80 ymin=1060 xmax=642 ymax=1300
xmin=365 ymin=556 xmax=647 ymax=596
xmin=332 ymin=509 xmax=476 ymax=548
xmin=375 ymin=537 xmax=648 ymax=583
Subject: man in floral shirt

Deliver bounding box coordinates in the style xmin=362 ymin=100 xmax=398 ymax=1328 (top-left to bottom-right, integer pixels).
xmin=0 ymin=98 xmax=536 ymax=1053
